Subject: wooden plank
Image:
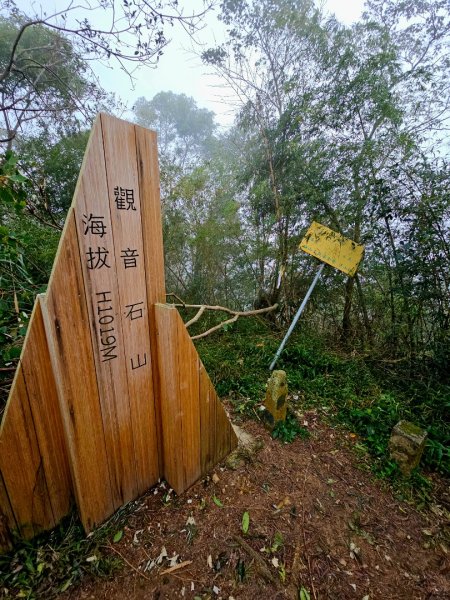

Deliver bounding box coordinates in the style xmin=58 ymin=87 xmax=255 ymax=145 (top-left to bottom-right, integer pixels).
xmin=215 ymin=400 xmax=237 ymax=465
xmin=43 ymin=212 xmax=114 ymax=532
xmin=199 ymin=361 xmax=216 ymax=474
xmin=0 ymin=473 xmax=15 ymax=552
xmin=135 ymin=125 xmax=166 ymax=305
xmin=155 ymin=303 xmax=237 ymax=493
xmin=154 ymin=304 xmax=185 ymax=493
xmin=20 ymin=297 xmax=72 ymax=521
xmin=0 ymin=368 xmax=53 ymax=538
xmin=74 ymin=116 xmax=137 ymax=507
xmin=177 ymin=313 xmax=201 ymax=486
xmin=135 ymin=124 xmax=166 ymax=476
xmin=100 ymin=113 xmax=160 ymax=495
xmin=201 ymin=362 xmax=237 ymax=466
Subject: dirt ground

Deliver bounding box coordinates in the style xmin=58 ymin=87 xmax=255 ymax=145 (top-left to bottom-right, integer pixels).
xmin=64 ymin=413 xmax=450 ymax=600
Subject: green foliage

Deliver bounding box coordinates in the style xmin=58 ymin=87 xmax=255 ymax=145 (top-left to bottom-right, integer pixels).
xmin=197 ymin=317 xmax=449 ymax=478
xmin=0 ymin=13 xmax=106 ymax=144
xmin=283 ymin=346 xmax=450 ymax=477
xmin=0 ymin=511 xmax=126 ymax=599
xmin=203 ymin=0 xmax=450 ymax=366
xmin=134 ymin=92 xmax=216 ymax=162
xmin=0 ymin=153 xmax=60 ymax=410
xmin=299 ymin=587 xmax=311 ymax=600
xmin=0 ymin=151 xmax=28 ymax=211
xmin=18 ymin=130 xmax=89 ymax=216
xmin=212 ymin=495 xmax=224 ymax=508
xmin=272 ymin=413 xmax=310 ymax=443
xmin=196 ymin=316 xmax=278 ymax=413
xmin=269 ymin=532 xmax=284 ymax=554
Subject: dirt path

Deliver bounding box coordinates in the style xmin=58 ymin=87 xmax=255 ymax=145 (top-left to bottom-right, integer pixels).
xmin=65 ymin=414 xmax=449 ymax=600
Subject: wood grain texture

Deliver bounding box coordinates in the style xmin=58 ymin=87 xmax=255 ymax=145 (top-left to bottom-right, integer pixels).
xmin=155 ymin=304 xmax=237 ymax=494
xmin=199 ymin=362 xmax=216 ymax=474
xmin=135 ymin=124 xmax=166 ymax=475
xmin=0 ymin=473 xmax=15 ymax=552
xmin=74 ymin=116 xmax=137 ymax=508
xmin=135 ymin=125 xmax=166 ymax=305
xmin=0 ymin=114 xmax=237 ymax=551
xmin=177 ymin=313 xmax=201 ymax=487
xmin=154 ymin=304 xmax=185 ymax=493
xmin=0 ymin=295 xmax=71 ymax=543
xmin=20 ymin=297 xmax=72 ymax=521
xmin=100 ymin=113 xmax=160 ymax=495
xmin=43 ymin=212 xmax=114 ymax=532
xmin=0 ymin=368 xmax=53 ymax=538
xmin=215 ymin=393 xmax=237 ymax=465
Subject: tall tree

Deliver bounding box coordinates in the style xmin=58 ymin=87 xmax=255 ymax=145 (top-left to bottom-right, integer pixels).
xmin=0 ymin=0 xmax=212 ymax=147
xmin=133 ymin=92 xmax=247 ymax=305
xmin=134 ymin=91 xmax=216 ymax=172
xmin=204 ymin=0 xmax=450 ymax=357
xmin=203 ymin=0 xmax=327 ymax=313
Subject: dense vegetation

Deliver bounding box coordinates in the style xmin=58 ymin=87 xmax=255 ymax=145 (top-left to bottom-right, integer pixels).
xmin=1 ymin=0 xmax=449 ymax=478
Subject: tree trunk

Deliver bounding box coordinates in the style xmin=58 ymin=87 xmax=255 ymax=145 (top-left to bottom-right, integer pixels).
xmin=342 ymin=275 xmax=356 ymax=345
xmin=355 ymin=274 xmax=372 ymax=346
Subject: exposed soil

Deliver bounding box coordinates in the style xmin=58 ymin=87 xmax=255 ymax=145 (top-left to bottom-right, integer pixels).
xmin=64 ymin=414 xmax=450 ymax=600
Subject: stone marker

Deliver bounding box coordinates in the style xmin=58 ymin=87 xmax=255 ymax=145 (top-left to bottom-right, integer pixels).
xmin=263 ymin=370 xmax=288 ymax=429
xmin=389 ymin=420 xmax=428 ymax=476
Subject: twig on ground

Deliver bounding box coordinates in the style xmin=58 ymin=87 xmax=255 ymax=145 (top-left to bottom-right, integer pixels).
xmin=232 ymin=534 xmax=279 ymax=586
xmin=103 ymin=544 xmax=152 ymax=583
xmin=160 ymin=560 xmax=193 ymax=575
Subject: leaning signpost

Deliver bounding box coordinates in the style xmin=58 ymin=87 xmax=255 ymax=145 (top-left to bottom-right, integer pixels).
xmin=0 ymin=114 xmax=237 ymax=551
xmin=269 ymin=222 xmax=365 ymax=370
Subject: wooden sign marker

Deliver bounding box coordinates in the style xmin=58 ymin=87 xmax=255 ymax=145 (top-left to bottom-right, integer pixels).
xmin=0 ymin=114 xmax=237 ymax=549
xmin=269 ymin=222 xmax=365 ymax=370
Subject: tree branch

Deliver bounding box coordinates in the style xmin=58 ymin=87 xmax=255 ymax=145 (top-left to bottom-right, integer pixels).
xmin=167 ymin=300 xmax=279 ymax=340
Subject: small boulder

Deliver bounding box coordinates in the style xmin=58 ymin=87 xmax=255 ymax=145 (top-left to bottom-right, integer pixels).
xmin=389 ymin=420 xmax=428 ymax=476
xmin=225 ymin=425 xmax=264 ymax=470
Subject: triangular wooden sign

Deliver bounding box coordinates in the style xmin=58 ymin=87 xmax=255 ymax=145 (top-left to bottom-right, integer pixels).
xmin=0 ymin=114 xmax=237 ymax=550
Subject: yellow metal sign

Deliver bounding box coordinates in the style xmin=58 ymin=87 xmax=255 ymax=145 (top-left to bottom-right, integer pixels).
xmin=299 ymin=222 xmax=364 ymax=277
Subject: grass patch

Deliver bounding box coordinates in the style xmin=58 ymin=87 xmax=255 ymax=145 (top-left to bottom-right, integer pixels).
xmin=0 ymin=502 xmax=135 ymax=599
xmin=194 ymin=317 xmax=450 ymax=479
xmin=271 ymin=413 xmax=310 ymax=443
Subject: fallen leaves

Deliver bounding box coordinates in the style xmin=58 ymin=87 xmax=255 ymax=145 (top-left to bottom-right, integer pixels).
xmin=349 ymin=541 xmax=361 ymax=560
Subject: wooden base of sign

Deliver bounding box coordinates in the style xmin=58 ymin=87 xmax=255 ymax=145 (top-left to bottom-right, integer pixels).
xmin=155 ymin=304 xmax=237 ymax=494
xmin=0 ymin=114 xmax=237 ymax=549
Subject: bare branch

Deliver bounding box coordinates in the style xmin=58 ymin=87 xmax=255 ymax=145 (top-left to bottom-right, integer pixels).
xmin=191 ymin=313 xmax=239 ymax=340
xmin=167 ymin=300 xmax=279 ymax=340
xmin=185 ymin=305 xmax=206 ymax=328
xmin=0 ymin=19 xmax=44 ymax=84
xmin=166 ymin=292 xmax=185 ymax=306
